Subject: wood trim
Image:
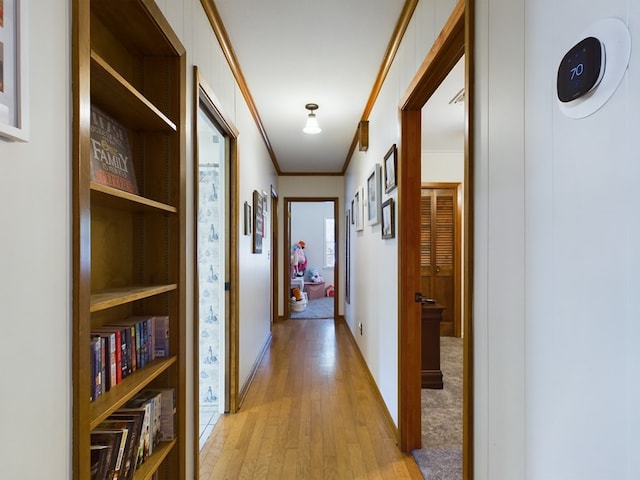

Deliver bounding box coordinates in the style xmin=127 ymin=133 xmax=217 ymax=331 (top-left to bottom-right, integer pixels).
xmin=278 ymin=171 xmax=344 ymax=177
xmin=199 ymin=0 xmax=281 ymax=174
xmin=72 ymin=0 xmax=91 ymax=476
xmin=177 ymin=50 xmax=189 ymax=480
xmin=283 ymin=197 xmax=339 ymax=321
xmin=463 ymin=0 xmax=475 ymax=477
xmin=400 ymin=0 xmax=465 ymax=110
xmin=341 ymin=0 xmax=419 ymax=174
xmin=398 ymin=0 xmax=472 ymax=463
xmin=193 ymin=66 xmax=241 ymax=477
xmin=271 ymin=186 xmax=279 ymax=327
xmin=398 ymin=107 xmax=423 ymax=450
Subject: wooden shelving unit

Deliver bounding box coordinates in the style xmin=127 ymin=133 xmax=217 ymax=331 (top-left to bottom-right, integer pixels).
xmin=73 ymin=0 xmax=186 ymax=478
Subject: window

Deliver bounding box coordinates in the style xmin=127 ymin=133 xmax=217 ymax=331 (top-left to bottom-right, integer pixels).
xmin=324 ymin=218 xmax=335 ymax=268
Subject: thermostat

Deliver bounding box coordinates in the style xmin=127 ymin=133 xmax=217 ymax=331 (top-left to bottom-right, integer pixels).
xmin=557 ymin=18 xmax=631 ymax=118
xmin=557 ymin=37 xmax=605 ymax=103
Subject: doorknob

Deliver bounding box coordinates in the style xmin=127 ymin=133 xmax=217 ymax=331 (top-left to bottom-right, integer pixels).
xmin=436 ymin=267 xmax=440 ymax=273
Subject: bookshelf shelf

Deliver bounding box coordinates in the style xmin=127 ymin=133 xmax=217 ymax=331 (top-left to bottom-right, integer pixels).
xmin=91 ymin=182 xmax=178 ymax=213
xmin=133 ymin=439 xmax=177 ymax=480
xmin=91 ymin=51 xmax=177 ymax=132
xmin=90 ymin=284 xmax=178 ymax=312
xmin=73 ymin=0 xmax=185 ymax=478
xmin=90 ymin=357 xmax=177 ymax=430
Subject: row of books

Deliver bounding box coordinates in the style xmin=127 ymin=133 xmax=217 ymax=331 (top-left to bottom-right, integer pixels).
xmin=91 ymin=388 xmax=176 ymax=480
xmin=91 ymin=316 xmax=170 ymax=402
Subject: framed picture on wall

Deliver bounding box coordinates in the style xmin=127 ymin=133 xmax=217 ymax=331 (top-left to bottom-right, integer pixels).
xmin=383 ymin=144 xmax=397 ymax=193
xmin=252 ymin=190 xmax=263 ymax=253
xmin=354 ymin=186 xmax=364 ymax=232
xmin=345 ymin=209 xmax=350 ymax=304
xmin=244 ymin=201 xmax=251 ymax=235
xmin=0 ymin=0 xmax=29 ymax=141
xmin=381 ymin=198 xmax=395 ymax=239
xmin=366 ymin=163 xmax=381 ymax=226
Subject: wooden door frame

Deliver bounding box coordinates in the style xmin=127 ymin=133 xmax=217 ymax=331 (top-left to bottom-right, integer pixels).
xmin=271 ymin=185 xmax=279 ymax=328
xmin=283 ymin=197 xmax=339 ymax=321
xmin=398 ymin=2 xmax=474 ymax=479
xmin=422 ymin=182 xmax=463 ymax=338
xmin=193 ymin=67 xmax=240 ymax=479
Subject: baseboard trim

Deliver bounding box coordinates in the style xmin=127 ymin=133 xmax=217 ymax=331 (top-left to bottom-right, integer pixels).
xmin=337 ymin=316 xmax=399 ymax=440
xmin=237 ymin=332 xmax=272 ymax=410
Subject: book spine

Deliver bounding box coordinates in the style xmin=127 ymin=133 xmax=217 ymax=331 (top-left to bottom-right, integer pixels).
xmin=114 ymin=330 xmax=122 ymax=384
xmin=100 ymin=336 xmax=107 ymax=395
xmin=129 ymin=325 xmax=137 ymax=373
xmin=90 ymin=337 xmax=99 ymax=401
xmin=120 ymin=327 xmax=129 ymax=378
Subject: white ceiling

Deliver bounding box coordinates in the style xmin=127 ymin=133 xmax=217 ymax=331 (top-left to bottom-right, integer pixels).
xmin=213 ymin=0 xmax=464 ymax=173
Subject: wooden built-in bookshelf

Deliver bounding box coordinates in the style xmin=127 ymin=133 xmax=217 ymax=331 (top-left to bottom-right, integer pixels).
xmin=73 ymin=0 xmax=186 ymax=478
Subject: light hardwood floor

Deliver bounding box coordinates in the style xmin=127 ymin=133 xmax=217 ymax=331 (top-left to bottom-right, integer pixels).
xmin=200 ymin=318 xmax=424 ymax=479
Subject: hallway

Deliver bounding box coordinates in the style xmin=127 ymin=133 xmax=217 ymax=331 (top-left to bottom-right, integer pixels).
xmin=200 ymin=318 xmax=423 ymax=479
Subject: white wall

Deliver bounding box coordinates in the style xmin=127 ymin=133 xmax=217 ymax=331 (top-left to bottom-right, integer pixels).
xmin=522 ymin=1 xmax=640 ymax=479
xmin=345 ymin=0 xmax=460 ymax=427
xmin=422 ymin=150 xmax=464 ymax=182
xmin=476 ymin=0 xmax=640 ymax=478
xmin=0 ymin=1 xmax=71 ymax=478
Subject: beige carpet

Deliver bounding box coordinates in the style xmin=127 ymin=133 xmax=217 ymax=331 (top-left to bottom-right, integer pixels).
xmin=412 ymin=336 xmax=463 ymax=480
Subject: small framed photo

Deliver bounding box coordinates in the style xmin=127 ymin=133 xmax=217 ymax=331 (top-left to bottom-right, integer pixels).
xmin=381 ymin=198 xmax=395 ymax=239
xmin=252 ymin=190 xmax=263 ymax=253
xmin=0 ymin=0 xmax=29 ymax=141
xmin=351 ymin=199 xmax=355 ymax=225
xmin=354 ymin=186 xmax=364 ymax=232
xmin=243 ymin=201 xmax=251 ymax=235
xmin=383 ymin=144 xmax=397 ymax=193
xmin=366 ymin=163 xmax=381 ymax=226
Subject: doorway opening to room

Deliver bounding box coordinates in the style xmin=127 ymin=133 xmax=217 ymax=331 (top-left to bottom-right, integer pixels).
xmin=193 ymin=68 xmax=240 ymax=462
xmin=398 ymin=1 xmax=474 ymax=479
xmin=283 ymin=198 xmax=339 ymax=320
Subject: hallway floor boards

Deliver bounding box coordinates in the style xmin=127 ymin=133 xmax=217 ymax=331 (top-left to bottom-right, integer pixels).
xmin=200 ymin=318 xmax=423 ymax=479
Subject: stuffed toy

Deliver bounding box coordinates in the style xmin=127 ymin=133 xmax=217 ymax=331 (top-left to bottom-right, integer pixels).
xmin=291 ymin=287 xmax=303 ymax=301
xmin=308 ymin=267 xmax=324 ymax=283
xmin=291 ymin=242 xmax=307 ymax=277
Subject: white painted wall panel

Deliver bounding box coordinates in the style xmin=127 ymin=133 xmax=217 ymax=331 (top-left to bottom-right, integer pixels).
xmin=0 ymin=1 xmax=71 ymax=478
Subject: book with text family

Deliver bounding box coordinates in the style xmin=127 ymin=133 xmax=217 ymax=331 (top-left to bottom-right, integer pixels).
xmin=89 ymin=106 xmax=138 ymax=194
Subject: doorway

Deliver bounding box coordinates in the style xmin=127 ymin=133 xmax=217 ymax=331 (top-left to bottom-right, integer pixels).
xmin=283 ymin=198 xmax=339 ymax=320
xmin=397 ymin=1 xmax=474 ymax=479
xmin=193 ymin=68 xmax=240 ymax=468
xmin=420 ymin=183 xmax=462 ymax=337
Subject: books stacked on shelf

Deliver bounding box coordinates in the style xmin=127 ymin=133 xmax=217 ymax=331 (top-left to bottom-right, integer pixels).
xmin=89 ymin=106 xmax=139 ymax=195
xmin=90 ymin=316 xmax=169 ymax=402
xmin=90 ymin=388 xmax=175 ymax=480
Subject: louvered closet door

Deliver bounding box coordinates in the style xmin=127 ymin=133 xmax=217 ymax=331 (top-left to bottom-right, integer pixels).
xmin=420 ymin=187 xmax=456 ymax=336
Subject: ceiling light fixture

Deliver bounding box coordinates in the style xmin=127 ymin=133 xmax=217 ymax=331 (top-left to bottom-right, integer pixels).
xmin=303 ymin=103 xmax=322 ymax=134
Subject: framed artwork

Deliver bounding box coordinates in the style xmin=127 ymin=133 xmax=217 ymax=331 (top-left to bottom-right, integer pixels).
xmin=354 ymin=186 xmax=364 ymax=232
xmin=350 ymin=198 xmax=355 ymax=224
xmin=252 ymin=190 xmax=263 ymax=253
xmin=366 ymin=163 xmax=381 ymax=225
xmin=345 ymin=209 xmax=350 ymax=304
xmin=244 ymin=201 xmax=251 ymax=235
xmin=381 ymin=198 xmax=395 ymax=239
xmin=383 ymin=144 xmax=397 ymax=193
xmin=0 ymin=0 xmax=29 ymax=141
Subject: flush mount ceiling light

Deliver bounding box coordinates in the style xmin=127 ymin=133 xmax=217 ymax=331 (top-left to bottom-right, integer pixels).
xmin=303 ymin=103 xmax=322 ymax=134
